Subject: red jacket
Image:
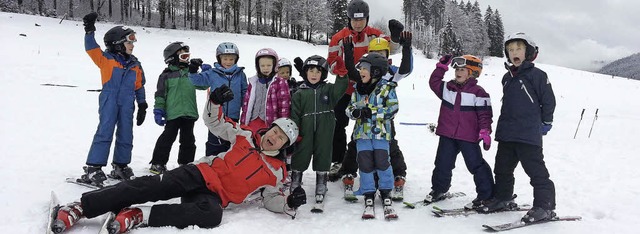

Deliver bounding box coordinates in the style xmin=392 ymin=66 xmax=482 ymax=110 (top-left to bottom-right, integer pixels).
xmin=328 ymin=27 xmax=390 ymax=95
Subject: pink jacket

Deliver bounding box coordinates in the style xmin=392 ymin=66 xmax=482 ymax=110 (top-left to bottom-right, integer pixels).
xmin=240 ymin=76 xmax=291 ymax=126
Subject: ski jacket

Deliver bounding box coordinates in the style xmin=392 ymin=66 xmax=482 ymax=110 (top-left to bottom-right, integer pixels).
xmin=189 ymin=63 xmax=247 ymax=120
xmin=195 ymin=101 xmax=290 ymax=212
xmin=155 ymin=65 xmax=208 ymax=121
xmin=429 ymin=66 xmax=493 ymax=143
xmin=328 ymin=26 xmax=393 ymax=95
xmin=240 ymin=75 xmax=291 ymax=126
xmin=495 ymin=62 xmax=556 ymax=147
xmin=347 ymin=79 xmax=399 ymax=141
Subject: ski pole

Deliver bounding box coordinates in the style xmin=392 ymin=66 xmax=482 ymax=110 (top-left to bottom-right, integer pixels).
xmin=588 ymin=109 xmax=599 ymax=138
xmin=573 ymin=109 xmax=585 ymax=139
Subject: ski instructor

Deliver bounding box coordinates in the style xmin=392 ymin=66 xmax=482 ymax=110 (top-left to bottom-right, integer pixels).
xmin=51 ymin=85 xmax=306 ymax=234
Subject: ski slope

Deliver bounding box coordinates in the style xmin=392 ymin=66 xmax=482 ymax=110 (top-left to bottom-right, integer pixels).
xmin=1 ymin=12 xmax=639 ymax=233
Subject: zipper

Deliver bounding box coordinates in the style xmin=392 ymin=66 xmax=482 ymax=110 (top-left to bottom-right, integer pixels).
xmin=234 ymin=151 xmax=253 ymax=166
xmin=246 ymin=165 xmax=264 ymax=180
xmin=520 ymin=80 xmax=534 ymax=103
xmin=314 ymin=89 xmax=317 ymax=132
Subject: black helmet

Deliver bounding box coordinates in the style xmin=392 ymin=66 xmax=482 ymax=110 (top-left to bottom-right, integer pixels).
xmin=163 ymin=42 xmax=190 ymax=64
xmin=504 ymin=32 xmax=539 ymax=63
xmin=104 ymin=26 xmax=136 ymax=53
xmin=302 ymin=55 xmax=329 ymax=81
xmin=347 ymin=0 xmax=369 ymax=20
xmin=357 ymin=53 xmax=388 ymax=79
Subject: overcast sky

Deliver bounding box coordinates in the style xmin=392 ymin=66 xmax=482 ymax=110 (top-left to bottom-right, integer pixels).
xmin=367 ymin=0 xmax=640 ymax=71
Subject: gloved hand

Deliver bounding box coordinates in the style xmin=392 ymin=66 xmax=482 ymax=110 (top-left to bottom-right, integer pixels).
xmin=388 ymin=19 xmax=405 ymax=43
xmin=153 ymin=109 xmax=166 ymax=126
xmin=287 ymin=187 xmax=307 ymax=209
xmin=436 ymin=54 xmax=453 ymax=70
xmin=189 ymin=58 xmax=203 ymax=73
xmin=332 ymin=56 xmax=348 ymax=77
xmin=399 ymin=31 xmax=412 ymax=48
xmin=478 ymin=129 xmax=491 ymax=151
xmin=541 ymin=123 xmax=553 ymax=135
xmin=136 ymin=102 xmax=148 ymax=126
xmin=82 ymin=12 xmax=98 ymax=33
xmin=351 ymin=107 xmax=372 ymax=120
xmin=209 ymin=85 xmax=234 ymax=104
xmin=343 ymin=36 xmax=354 ymax=55
xmin=293 ymin=57 xmax=304 ymax=78
xmin=201 ymin=63 xmax=212 ymax=71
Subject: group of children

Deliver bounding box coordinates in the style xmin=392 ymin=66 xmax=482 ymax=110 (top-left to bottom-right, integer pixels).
xmin=65 ymin=3 xmax=557 ymax=231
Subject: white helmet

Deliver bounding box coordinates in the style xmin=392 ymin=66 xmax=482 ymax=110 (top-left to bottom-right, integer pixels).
xmin=271 ymin=118 xmax=299 ymax=147
xmin=277 ymin=58 xmax=292 ymax=68
xmin=504 ymin=32 xmax=539 ymax=63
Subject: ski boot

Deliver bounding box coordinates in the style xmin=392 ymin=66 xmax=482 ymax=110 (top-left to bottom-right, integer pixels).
xmin=362 ymin=193 xmax=375 ymax=219
xmin=391 ymin=176 xmax=405 ymax=201
xmin=110 ymin=163 xmax=135 ymax=180
xmin=476 ymin=197 xmax=518 ymax=213
xmin=51 ymin=202 xmax=83 ymax=233
xmin=342 ymin=173 xmax=357 ymax=202
xmin=521 ymin=207 xmax=557 ymax=223
xmin=289 ymin=170 xmax=303 ymax=193
xmin=311 ymin=171 xmax=328 ymax=213
xmin=79 ymin=165 xmax=107 ymax=187
xmin=380 ymin=190 xmax=398 ymax=220
xmin=108 ymin=207 xmax=144 ymax=234
xmin=148 ymin=164 xmax=167 ymax=175
xmin=424 ymin=190 xmax=447 ymax=203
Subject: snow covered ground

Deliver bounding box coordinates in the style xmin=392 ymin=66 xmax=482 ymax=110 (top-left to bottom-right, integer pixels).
xmin=1 ymin=12 xmax=639 ymax=233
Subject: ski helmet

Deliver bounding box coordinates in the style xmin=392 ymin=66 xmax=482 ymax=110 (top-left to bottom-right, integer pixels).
xmin=504 ymin=32 xmax=538 ymax=63
xmin=104 ymin=26 xmax=136 ymax=54
xmin=278 ymin=58 xmax=292 ymax=69
xmin=451 ymin=55 xmax=483 ymax=78
xmin=271 ymin=118 xmax=299 ymax=147
xmin=357 ymin=53 xmax=388 ymax=79
xmin=368 ymin=37 xmax=390 ymax=58
xmin=347 ymin=0 xmax=369 ymax=20
xmin=216 ymin=42 xmax=240 ymax=64
xmin=254 ymin=48 xmax=279 ymax=75
xmin=302 ymin=55 xmax=329 ymax=81
xmin=163 ymin=42 xmax=190 ymax=64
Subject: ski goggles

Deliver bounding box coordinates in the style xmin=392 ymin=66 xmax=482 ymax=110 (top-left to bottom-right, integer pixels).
xmin=355 ymin=61 xmax=372 ymax=72
xmin=451 ymin=56 xmax=482 ymax=69
xmin=178 ymin=52 xmax=191 ymax=61
xmin=115 ymin=33 xmax=137 ymax=44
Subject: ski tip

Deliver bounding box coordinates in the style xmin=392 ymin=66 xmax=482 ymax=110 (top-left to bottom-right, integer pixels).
xmin=402 ymin=202 xmax=416 ymax=209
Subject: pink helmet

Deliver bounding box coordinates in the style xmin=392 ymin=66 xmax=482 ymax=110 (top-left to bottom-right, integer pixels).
xmin=255 ymin=48 xmax=279 ymax=75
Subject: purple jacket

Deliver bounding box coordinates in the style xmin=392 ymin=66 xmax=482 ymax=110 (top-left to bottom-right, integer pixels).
xmin=429 ymin=66 xmax=493 ymax=143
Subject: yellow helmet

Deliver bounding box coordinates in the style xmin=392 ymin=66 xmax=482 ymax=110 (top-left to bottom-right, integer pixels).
xmin=368 ymin=38 xmax=390 ymax=58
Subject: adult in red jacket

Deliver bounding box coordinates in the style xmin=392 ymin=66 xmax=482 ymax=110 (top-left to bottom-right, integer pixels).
xmin=327 ymin=0 xmax=393 ymax=172
xmin=51 ymin=86 xmax=306 ymax=234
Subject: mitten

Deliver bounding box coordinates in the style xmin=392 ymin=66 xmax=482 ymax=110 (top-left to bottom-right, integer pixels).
xmin=332 ymin=56 xmax=348 ymax=77
xmin=478 ymin=129 xmax=491 ymax=151
xmin=189 ymin=58 xmax=203 ymax=73
xmin=153 ymin=109 xmax=166 ymax=126
xmin=541 ymin=124 xmax=553 ymax=135
xmin=388 ymin=19 xmax=404 ymax=43
xmin=82 ymin=12 xmax=98 ymax=33
xmin=136 ymin=102 xmax=148 ymax=126
xmin=287 ymin=187 xmax=307 ymax=209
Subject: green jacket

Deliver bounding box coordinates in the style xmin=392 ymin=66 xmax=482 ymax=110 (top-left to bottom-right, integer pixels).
xmin=291 ymin=76 xmax=348 ymax=142
xmin=154 ymin=65 xmax=208 ymax=120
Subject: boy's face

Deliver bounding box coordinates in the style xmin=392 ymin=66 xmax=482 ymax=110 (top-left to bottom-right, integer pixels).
xmin=306 ymin=67 xmax=322 ymax=84
xmin=260 ymin=126 xmax=288 ymax=151
xmin=506 ymin=41 xmax=526 ymax=67
xmin=368 ymin=50 xmax=388 ymax=58
xmin=258 ymin=57 xmax=274 ymax=76
xmin=359 ymin=68 xmax=371 ymax=83
xmin=350 ymin=18 xmax=367 ymax=32
xmin=454 ymin=67 xmax=472 ymax=84
xmin=124 ymin=41 xmax=134 ymax=55
xmin=278 ymin=66 xmax=291 ymax=80
xmin=219 ymin=54 xmax=237 ymax=68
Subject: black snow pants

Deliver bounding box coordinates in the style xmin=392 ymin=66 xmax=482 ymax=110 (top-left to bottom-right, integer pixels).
xmin=332 ymin=94 xmax=351 ymax=164
xmin=151 ymin=117 xmax=197 ymax=165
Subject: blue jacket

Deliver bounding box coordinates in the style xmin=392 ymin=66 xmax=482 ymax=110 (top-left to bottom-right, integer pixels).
xmin=189 ymin=63 xmax=247 ymax=120
xmin=495 ymin=62 xmax=556 ymax=147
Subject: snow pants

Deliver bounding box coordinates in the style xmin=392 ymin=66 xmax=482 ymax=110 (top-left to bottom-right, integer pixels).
xmin=86 ymin=91 xmax=135 ymax=166
xmin=332 ymin=94 xmax=350 ymax=164
xmin=81 ymin=164 xmax=223 ymax=229
xmin=493 ymin=141 xmax=556 ymax=210
xmin=431 ymin=136 xmax=494 ymax=200
xmin=151 ymin=117 xmax=197 ymax=165
xmin=355 ymin=139 xmax=394 ymax=195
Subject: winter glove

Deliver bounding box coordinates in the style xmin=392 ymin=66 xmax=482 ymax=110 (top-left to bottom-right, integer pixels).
xmin=209 ymin=85 xmax=234 ymax=104
xmin=287 ymin=187 xmax=307 ymax=209
xmin=331 ymin=56 xmax=348 ymax=77
xmin=351 ymin=107 xmax=372 ymax=120
xmin=478 ymin=129 xmax=491 ymax=151
xmin=399 ymin=31 xmax=412 ymax=48
xmin=541 ymin=123 xmax=553 ymax=135
xmin=436 ymin=54 xmax=453 ymax=70
xmin=201 ymin=63 xmax=212 ymax=71
xmin=153 ymin=109 xmax=166 ymax=126
xmin=136 ymin=102 xmax=148 ymax=126
xmin=189 ymin=58 xmax=203 ymax=73
xmin=343 ymin=36 xmax=354 ymax=55
xmin=388 ymin=19 xmax=405 ymax=43
xmin=293 ymin=57 xmax=304 ymax=78
xmin=82 ymin=12 xmax=98 ymax=33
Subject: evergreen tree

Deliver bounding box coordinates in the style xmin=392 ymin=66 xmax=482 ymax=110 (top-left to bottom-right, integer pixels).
xmin=441 ymin=18 xmax=462 ymax=55
xmin=329 ymin=0 xmax=348 ymax=35
xmin=493 ymin=9 xmax=505 ymax=57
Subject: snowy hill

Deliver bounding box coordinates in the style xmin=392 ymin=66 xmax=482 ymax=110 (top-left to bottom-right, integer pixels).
xmin=1 ymin=12 xmax=640 ymax=233
xmin=598 ymin=52 xmax=640 ymax=80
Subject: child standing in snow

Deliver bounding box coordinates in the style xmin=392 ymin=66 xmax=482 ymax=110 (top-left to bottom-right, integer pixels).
xmin=188 ymin=42 xmax=247 ymax=156
xmin=478 ymin=32 xmax=557 ymax=224
xmin=426 ymin=54 xmax=494 ymax=208
xmin=78 ymin=12 xmax=147 ymax=186
xmin=240 ymin=48 xmax=291 ymax=132
xmin=277 ymin=57 xmax=303 ymax=97
xmin=148 ymin=42 xmax=208 ymax=174
xmin=289 ymin=55 xmax=349 ymax=212
xmin=346 ymin=53 xmax=399 ymax=219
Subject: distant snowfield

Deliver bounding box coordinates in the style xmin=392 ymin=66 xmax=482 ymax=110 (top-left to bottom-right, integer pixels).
xmin=1 ymin=12 xmax=639 ymax=233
